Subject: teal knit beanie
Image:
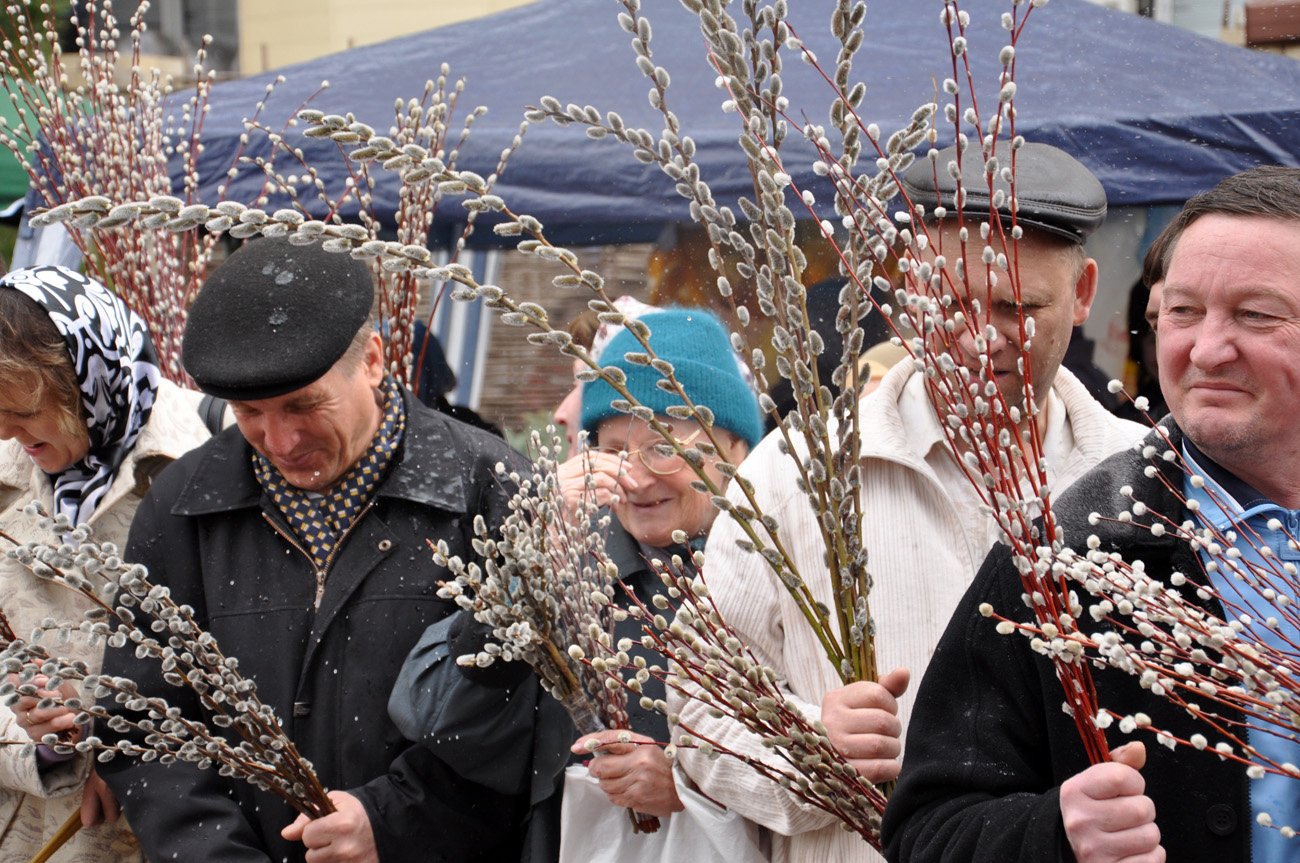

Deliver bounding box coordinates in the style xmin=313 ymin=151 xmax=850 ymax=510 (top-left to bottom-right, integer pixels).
xmin=581 ymin=308 xmax=763 ymax=449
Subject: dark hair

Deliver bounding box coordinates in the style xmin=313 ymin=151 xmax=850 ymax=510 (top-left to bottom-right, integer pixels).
xmin=1156 ymin=166 xmax=1300 ymax=272
xmin=0 ymin=289 xmax=84 ymax=436
xmin=1140 ymin=227 xmax=1171 ymax=289
xmin=566 ymin=310 xmax=600 ymax=350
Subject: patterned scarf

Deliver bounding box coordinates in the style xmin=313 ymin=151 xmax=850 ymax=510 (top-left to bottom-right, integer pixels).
xmin=2 ymin=266 xmax=160 ymax=525
xmin=253 ymin=376 xmax=406 ymax=576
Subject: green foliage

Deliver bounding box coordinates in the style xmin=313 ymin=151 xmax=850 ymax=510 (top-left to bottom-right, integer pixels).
xmin=0 ymin=1 xmax=74 ymax=57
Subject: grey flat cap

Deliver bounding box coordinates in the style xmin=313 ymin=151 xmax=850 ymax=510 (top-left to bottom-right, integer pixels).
xmin=901 ymin=142 xmax=1107 ymax=244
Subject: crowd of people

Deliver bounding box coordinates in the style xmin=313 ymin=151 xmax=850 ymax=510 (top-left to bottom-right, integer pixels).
xmin=0 ymin=148 xmax=1296 ymax=863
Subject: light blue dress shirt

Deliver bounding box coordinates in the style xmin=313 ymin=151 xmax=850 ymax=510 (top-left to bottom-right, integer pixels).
xmin=1183 ymin=443 xmax=1300 ymax=861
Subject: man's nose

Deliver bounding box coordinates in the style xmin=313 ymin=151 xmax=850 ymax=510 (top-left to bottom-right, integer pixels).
xmin=954 ymin=319 xmax=999 ymax=365
xmin=260 ymin=417 xmax=300 ymax=457
xmin=1187 ymin=317 xmax=1238 ymax=370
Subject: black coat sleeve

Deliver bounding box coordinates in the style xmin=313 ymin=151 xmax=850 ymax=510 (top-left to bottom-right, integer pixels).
xmin=97 ymin=476 xmax=275 ymax=863
xmin=881 ymin=545 xmax=1076 ymax=863
xmin=387 ymin=611 xmax=573 ymax=805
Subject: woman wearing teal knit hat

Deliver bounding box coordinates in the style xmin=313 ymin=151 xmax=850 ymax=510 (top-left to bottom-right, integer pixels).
xmin=387 ymin=307 xmax=765 ymax=861
xmin=565 ymin=307 xmax=761 ymax=826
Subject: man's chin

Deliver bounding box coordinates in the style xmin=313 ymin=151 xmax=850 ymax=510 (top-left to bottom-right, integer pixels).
xmin=277 ymin=464 xmax=334 ymax=491
xmin=1180 ymin=416 xmax=1252 ymax=458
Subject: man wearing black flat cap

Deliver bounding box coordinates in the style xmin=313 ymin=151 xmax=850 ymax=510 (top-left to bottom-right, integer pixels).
xmin=670 ymin=142 xmax=1147 ymax=863
xmin=97 ymin=238 xmax=526 ymax=863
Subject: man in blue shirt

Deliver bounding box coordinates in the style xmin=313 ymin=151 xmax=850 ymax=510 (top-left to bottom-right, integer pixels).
xmin=883 ymin=167 xmax=1300 ymax=863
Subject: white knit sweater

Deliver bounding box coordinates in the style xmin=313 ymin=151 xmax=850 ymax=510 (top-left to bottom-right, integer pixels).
xmin=671 ymin=360 xmax=1147 ymax=863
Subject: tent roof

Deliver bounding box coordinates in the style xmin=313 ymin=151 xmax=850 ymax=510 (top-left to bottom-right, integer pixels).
xmin=188 ymin=0 xmax=1300 ymax=246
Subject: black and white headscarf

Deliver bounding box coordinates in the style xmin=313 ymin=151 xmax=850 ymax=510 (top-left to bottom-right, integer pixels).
xmin=2 ymin=266 xmax=160 ymax=525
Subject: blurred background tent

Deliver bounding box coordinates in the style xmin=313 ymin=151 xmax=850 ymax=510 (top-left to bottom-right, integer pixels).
xmin=16 ymin=0 xmax=1300 ymax=411
xmin=169 ymin=0 xmax=1300 ymax=240
xmin=0 ymin=76 xmax=36 ymax=218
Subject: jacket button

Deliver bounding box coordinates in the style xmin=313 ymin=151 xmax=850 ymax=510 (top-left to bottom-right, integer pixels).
xmin=377 ymin=539 xmax=393 ymax=552
xmin=293 ymin=702 xmax=311 ymax=718
xmin=1205 ymin=803 xmax=1236 ymax=836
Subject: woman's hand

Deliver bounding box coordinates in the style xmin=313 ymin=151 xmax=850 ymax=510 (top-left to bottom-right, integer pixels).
xmin=9 ymin=674 xmax=81 ymax=743
xmin=557 ymin=451 xmax=637 ymax=513
xmin=572 ymin=729 xmax=684 ymax=817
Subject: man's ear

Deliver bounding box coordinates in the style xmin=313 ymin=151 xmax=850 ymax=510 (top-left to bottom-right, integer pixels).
xmin=362 ymin=331 xmax=385 ymax=387
xmin=1072 ymin=257 xmax=1099 ymax=326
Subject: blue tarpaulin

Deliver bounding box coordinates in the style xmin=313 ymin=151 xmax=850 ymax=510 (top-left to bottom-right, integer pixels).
xmin=184 ymin=0 xmax=1300 ymax=247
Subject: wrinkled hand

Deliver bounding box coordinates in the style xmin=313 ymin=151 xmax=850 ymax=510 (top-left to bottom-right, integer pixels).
xmin=821 ymin=667 xmax=910 ymax=784
xmin=557 ymin=451 xmax=637 ymax=513
xmin=1061 ymin=742 xmax=1164 ymax=863
xmin=80 ymin=770 xmax=121 ymax=827
xmin=281 ymin=791 xmax=377 ymax=863
xmin=572 ymin=729 xmax=684 ymax=817
xmin=8 ymin=674 xmax=80 ymax=743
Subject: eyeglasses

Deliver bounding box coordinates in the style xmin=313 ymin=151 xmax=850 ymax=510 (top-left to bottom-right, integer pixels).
xmin=592 ymin=428 xmax=703 ymax=476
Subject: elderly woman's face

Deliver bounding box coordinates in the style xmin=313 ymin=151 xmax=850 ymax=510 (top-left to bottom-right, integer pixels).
xmin=595 ymin=415 xmax=747 ymax=548
xmin=0 ymin=386 xmax=89 ymax=473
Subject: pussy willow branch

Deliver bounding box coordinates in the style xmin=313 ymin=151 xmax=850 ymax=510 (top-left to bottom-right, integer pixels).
xmin=581 ymin=548 xmax=886 ymax=846
xmin=0 ymin=510 xmax=333 ymax=819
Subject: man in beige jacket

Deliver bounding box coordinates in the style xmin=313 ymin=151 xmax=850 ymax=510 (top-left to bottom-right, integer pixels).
xmin=670 ymin=143 xmax=1149 ymax=862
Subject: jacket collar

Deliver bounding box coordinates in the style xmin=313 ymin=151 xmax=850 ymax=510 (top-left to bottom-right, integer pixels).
xmin=1054 ymin=418 xmax=1186 ymax=554
xmin=0 ymin=441 xmax=32 ymax=494
xmin=171 ymin=389 xmax=472 ymax=517
xmin=857 ymin=358 xmax=1139 ymax=489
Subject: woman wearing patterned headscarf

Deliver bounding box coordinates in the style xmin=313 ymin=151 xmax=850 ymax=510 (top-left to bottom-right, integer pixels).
xmin=0 ymin=266 xmax=213 ymax=861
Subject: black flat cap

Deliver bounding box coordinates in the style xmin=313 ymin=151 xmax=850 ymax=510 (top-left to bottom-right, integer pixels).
xmin=901 ymin=142 xmax=1107 ymax=244
xmin=182 ymin=237 xmax=374 ymax=400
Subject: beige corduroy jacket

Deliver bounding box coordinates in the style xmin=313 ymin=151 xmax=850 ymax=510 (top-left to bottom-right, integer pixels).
xmin=671 ymin=360 xmax=1147 ymax=863
xmin=0 ymin=380 xmax=210 ymax=863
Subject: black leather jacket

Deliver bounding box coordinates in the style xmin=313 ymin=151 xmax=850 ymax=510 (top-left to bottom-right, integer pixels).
xmin=99 ymin=392 xmax=528 ymax=863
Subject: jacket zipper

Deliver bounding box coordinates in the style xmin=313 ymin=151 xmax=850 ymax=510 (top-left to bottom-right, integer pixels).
xmin=261 ymin=501 xmax=376 ymax=610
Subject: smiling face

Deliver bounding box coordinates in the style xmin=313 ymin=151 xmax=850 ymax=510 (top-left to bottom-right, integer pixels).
xmin=0 ymin=375 xmax=90 ymax=473
xmin=595 ymin=414 xmax=748 ymax=548
xmin=228 ymin=331 xmax=385 ymax=491
xmin=935 ymin=226 xmax=1097 ymax=419
xmin=1158 ymin=214 xmax=1300 ymax=500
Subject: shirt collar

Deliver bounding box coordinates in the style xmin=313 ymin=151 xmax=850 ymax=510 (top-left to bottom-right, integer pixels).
xmin=1180 ymin=439 xmax=1283 ymax=530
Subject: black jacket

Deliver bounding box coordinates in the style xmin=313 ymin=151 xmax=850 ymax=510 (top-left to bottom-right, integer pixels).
xmin=882 ymin=422 xmax=1251 ymax=862
xmin=98 ymin=393 xmax=529 ymax=863
xmin=388 ymin=516 xmax=680 ymax=863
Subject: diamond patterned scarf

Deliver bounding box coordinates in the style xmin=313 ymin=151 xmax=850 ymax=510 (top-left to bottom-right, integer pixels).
xmin=254 ymin=376 xmax=406 ymax=574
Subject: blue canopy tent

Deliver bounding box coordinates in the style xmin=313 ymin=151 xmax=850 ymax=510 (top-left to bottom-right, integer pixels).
xmin=154 ymin=0 xmax=1300 ymax=405
xmin=25 ymin=0 xmax=1298 ymax=404
xmin=184 ymin=0 xmax=1300 ymax=247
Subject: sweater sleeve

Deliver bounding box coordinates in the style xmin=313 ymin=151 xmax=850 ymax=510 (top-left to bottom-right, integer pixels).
xmin=669 ymin=451 xmax=841 ymax=836
xmin=881 ymin=546 xmax=1070 ymax=863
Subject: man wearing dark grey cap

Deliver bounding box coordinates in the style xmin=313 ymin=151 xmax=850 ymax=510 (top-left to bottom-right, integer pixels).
xmin=671 ymin=142 xmax=1146 ymax=863
xmin=97 ymin=238 xmax=526 ymax=863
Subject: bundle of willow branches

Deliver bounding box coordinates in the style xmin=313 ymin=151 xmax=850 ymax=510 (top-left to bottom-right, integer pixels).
xmin=0 ymin=504 xmax=333 ymax=819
